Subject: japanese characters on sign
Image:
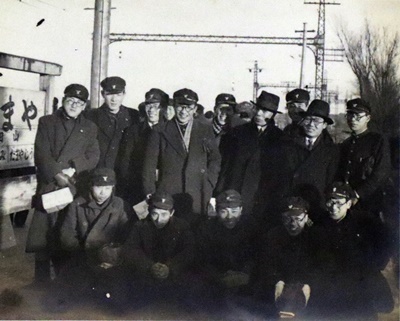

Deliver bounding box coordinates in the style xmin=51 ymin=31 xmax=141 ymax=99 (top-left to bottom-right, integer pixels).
xmin=0 ymin=87 xmax=45 ymax=170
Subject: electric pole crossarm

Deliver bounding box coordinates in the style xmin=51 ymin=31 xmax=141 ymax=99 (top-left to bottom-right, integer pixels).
xmin=109 ymin=33 xmax=318 ymax=46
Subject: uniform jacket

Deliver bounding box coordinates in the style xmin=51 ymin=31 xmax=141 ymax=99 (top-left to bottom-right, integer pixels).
xmin=142 ymin=119 xmax=221 ymax=216
xmin=227 ymin=121 xmax=286 ymax=216
xmin=283 ymin=129 xmax=339 ymax=214
xmin=85 ymin=104 xmax=139 ymax=170
xmin=34 ymin=108 xmax=100 ymax=196
xmin=59 ymin=194 xmax=134 ymax=253
xmin=338 ymin=130 xmax=390 ymax=200
xmin=122 ymin=216 xmax=195 ymax=278
xmin=116 ymin=121 xmax=154 ymax=205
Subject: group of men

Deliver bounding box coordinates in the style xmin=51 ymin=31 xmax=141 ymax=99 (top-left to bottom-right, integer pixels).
xmin=25 ymin=76 xmax=395 ymax=318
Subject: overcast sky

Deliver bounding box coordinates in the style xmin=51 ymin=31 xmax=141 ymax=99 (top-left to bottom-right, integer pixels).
xmin=1 ymin=0 xmax=399 ymax=113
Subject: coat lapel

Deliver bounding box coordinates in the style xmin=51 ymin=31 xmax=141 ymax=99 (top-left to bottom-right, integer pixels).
xmin=97 ymin=105 xmax=114 ymax=139
xmin=162 ymin=120 xmax=188 ymax=157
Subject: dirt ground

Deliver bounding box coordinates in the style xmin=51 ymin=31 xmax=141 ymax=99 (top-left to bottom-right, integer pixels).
xmin=0 ymin=210 xmax=398 ymax=320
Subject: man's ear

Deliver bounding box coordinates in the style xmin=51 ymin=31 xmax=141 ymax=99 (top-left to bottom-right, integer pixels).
xmin=322 ymin=122 xmax=328 ymax=129
xmin=345 ymin=199 xmax=352 ymax=209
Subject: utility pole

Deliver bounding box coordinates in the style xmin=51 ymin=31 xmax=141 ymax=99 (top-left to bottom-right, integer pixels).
xmin=90 ymin=0 xmax=111 ymax=108
xmin=249 ymin=61 xmax=262 ymax=101
xmin=295 ymin=23 xmax=315 ymax=89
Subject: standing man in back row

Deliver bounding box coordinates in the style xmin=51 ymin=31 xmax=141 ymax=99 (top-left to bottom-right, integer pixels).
xmin=284 ymin=89 xmax=310 ymax=138
xmin=86 ymin=76 xmax=139 ymax=173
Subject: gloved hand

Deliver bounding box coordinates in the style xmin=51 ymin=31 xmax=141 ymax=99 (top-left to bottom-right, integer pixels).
xmin=98 ymin=243 xmax=122 ymax=268
xmin=54 ymin=172 xmax=71 ymax=188
xmin=302 ymin=284 xmax=311 ymax=306
xmin=151 ymin=262 xmax=169 ymax=280
xmin=275 ymin=280 xmax=285 ymax=301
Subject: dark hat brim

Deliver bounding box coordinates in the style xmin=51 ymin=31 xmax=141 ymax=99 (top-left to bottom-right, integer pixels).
xmin=250 ymin=101 xmax=282 ymax=114
xmin=298 ymin=111 xmax=334 ymax=125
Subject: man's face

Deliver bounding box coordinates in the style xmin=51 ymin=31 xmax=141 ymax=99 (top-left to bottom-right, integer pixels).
xmin=174 ymin=103 xmax=197 ymax=124
xmin=215 ymin=105 xmax=233 ymax=125
xmin=346 ymin=112 xmax=370 ymax=134
xmin=150 ymin=208 xmax=174 ymax=229
xmin=217 ymin=206 xmax=242 ymax=229
xmin=301 ymin=116 xmax=327 ymax=138
xmin=145 ymin=102 xmax=160 ymax=124
xmin=163 ymin=105 xmax=175 ymax=121
xmin=282 ymin=212 xmax=308 ymax=236
xmin=102 ymin=91 xmax=125 ymax=113
xmin=63 ymin=97 xmax=86 ymax=118
xmin=91 ymin=185 xmax=113 ymax=204
xmin=326 ymin=197 xmax=351 ymax=221
xmin=254 ymin=108 xmax=274 ymax=126
xmin=287 ymin=102 xmax=307 ymax=123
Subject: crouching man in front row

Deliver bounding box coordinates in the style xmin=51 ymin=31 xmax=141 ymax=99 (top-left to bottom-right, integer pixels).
xmin=122 ymin=191 xmax=195 ymax=306
xmin=58 ymin=168 xmax=135 ymax=303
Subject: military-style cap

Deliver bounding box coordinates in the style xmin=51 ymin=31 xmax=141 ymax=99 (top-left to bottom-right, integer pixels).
xmin=215 ymin=93 xmax=236 ymax=106
xmin=286 ymin=89 xmax=310 ymax=103
xmin=216 ymin=189 xmax=242 ymax=208
xmin=100 ymin=76 xmax=126 ymax=94
xmin=281 ymin=196 xmax=309 ymax=216
xmin=91 ymin=168 xmax=116 ymax=186
xmin=145 ymin=88 xmax=169 ymax=105
xmin=149 ymin=190 xmax=174 ymax=210
xmin=299 ymin=99 xmax=333 ymax=125
xmin=327 ymin=182 xmax=355 ymax=200
xmin=346 ymin=98 xmax=371 ymax=114
xmin=173 ymin=88 xmax=199 ymax=105
xmin=64 ymin=84 xmax=89 ymax=102
xmin=251 ymin=91 xmax=282 ymax=114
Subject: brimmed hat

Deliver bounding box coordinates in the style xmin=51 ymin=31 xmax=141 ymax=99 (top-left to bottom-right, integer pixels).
xmin=299 ymin=99 xmax=333 ymax=125
xmin=91 ymin=168 xmax=116 ymax=186
xmin=327 ymin=182 xmax=355 ymax=200
xmin=216 ymin=190 xmax=242 ymax=208
xmin=286 ymin=89 xmax=310 ymax=103
xmin=101 ymin=76 xmax=126 ymax=94
xmin=149 ymin=191 xmax=174 ymax=210
xmin=145 ymin=88 xmax=169 ymax=105
xmin=281 ymin=196 xmax=309 ymax=216
xmin=346 ymin=98 xmax=371 ymax=114
xmin=173 ymin=88 xmax=198 ymax=105
xmin=251 ymin=91 xmax=282 ymax=114
xmin=64 ymin=84 xmax=89 ymax=102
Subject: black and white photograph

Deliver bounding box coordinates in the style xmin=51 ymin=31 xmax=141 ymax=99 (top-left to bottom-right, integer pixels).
xmin=0 ymin=0 xmax=399 ymax=319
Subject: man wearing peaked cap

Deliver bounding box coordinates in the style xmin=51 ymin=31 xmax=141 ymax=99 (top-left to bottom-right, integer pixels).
xmin=224 ymin=90 xmax=286 ymax=220
xmin=116 ymin=88 xmax=169 ymax=205
xmin=59 ymin=167 xmax=134 ymax=295
xmin=213 ymin=93 xmax=236 ymax=140
xmin=85 ymin=76 xmax=139 ymax=174
xmin=26 ymin=83 xmax=100 ymax=282
xmin=283 ymin=99 xmax=339 ymax=218
xmin=143 ymin=88 xmax=221 ymax=227
xmin=336 ymin=97 xmax=390 ymax=217
xmin=284 ymin=88 xmax=310 ymax=137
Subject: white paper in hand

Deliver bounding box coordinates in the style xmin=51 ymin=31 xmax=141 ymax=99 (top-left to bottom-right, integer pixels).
xmin=42 ymin=187 xmax=74 ymax=213
xmin=133 ymin=200 xmax=149 ymax=220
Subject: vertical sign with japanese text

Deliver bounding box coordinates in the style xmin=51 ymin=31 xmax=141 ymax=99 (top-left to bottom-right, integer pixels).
xmin=0 ymin=87 xmax=45 ymax=170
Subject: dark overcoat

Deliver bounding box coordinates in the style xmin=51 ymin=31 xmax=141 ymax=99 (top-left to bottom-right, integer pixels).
xmin=283 ymin=130 xmax=339 ymax=216
xmin=227 ymin=121 xmax=286 ymax=217
xmin=142 ymin=119 xmax=221 ymax=218
xmin=85 ymin=104 xmax=139 ymax=170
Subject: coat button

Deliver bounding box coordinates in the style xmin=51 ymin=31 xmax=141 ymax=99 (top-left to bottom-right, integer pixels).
xmin=200 ymin=169 xmax=205 ymax=173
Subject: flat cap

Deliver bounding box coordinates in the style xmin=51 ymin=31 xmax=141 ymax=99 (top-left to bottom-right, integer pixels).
xmin=91 ymin=168 xmax=116 ymax=186
xmin=346 ymin=98 xmax=371 ymax=114
xmin=216 ymin=189 xmax=242 ymax=208
xmin=64 ymin=84 xmax=89 ymax=102
xmin=101 ymin=76 xmax=126 ymax=94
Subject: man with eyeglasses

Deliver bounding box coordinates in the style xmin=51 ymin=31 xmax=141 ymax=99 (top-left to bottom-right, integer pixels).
xmin=117 ymin=88 xmax=169 ymax=205
xmin=27 ymin=84 xmax=100 ymax=282
xmin=86 ymin=76 xmax=139 ymax=171
xmin=284 ymin=88 xmax=310 ymax=137
xmin=313 ymin=182 xmax=393 ymax=319
xmin=143 ymin=88 xmax=221 ymax=228
xmin=227 ymin=91 xmax=285 ymax=223
xmin=283 ymin=99 xmax=339 ymax=220
xmin=252 ymin=196 xmax=319 ymax=319
xmin=337 ymin=98 xmax=390 ymax=217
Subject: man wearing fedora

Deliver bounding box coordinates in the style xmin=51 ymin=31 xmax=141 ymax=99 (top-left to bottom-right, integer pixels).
xmin=283 ymin=99 xmax=339 ymax=220
xmin=226 ymin=91 xmax=286 ymax=223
